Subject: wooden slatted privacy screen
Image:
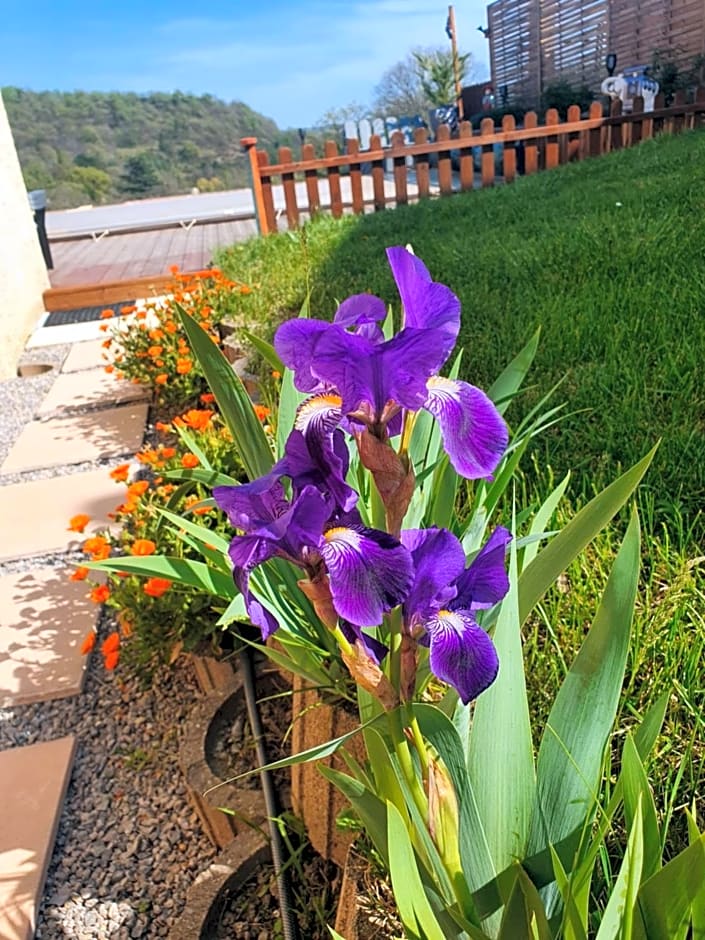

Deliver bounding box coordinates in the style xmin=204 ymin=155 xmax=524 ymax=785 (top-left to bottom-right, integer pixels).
xmin=487 ymin=0 xmax=705 ymax=108
xmin=242 ymin=91 xmax=705 ymax=236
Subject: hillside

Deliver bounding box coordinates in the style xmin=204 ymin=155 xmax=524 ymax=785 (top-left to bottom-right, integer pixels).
xmin=2 ymin=88 xmax=299 ymax=209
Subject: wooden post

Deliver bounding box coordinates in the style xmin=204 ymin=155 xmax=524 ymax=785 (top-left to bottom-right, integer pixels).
xmin=413 ymin=127 xmax=431 ymax=198
xmin=447 ymin=5 xmax=464 ymax=120
xmin=544 ymin=109 xmax=559 ymax=169
xmin=458 ymin=121 xmax=474 ymax=191
xmin=523 ymin=111 xmax=538 ymax=173
xmin=370 ymin=133 xmax=386 ymax=211
xmin=279 ymin=147 xmax=299 ymax=229
xmin=436 ymin=124 xmax=454 ymax=194
xmin=346 ymin=139 xmax=364 ymax=214
xmin=325 ymin=140 xmax=343 ymax=218
xmin=303 ymin=143 xmax=320 ymax=217
xmin=391 ymin=131 xmax=408 ymax=205
xmin=502 ymin=114 xmax=516 ymax=181
xmin=241 ymin=137 xmax=269 ymax=236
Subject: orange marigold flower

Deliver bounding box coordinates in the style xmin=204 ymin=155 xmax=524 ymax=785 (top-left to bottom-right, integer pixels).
xmin=155 ymin=421 xmax=172 ymax=433
xmin=136 ymin=311 xmax=147 ymax=320
xmin=160 ymin=447 xmax=176 ymax=459
xmin=104 ymin=365 xmax=115 ymax=374
xmin=109 ymin=463 xmax=130 ymax=482
xmin=83 ymin=535 xmax=109 ymax=556
xmin=104 ymin=650 xmax=120 ymax=670
xmin=100 ymin=309 xmax=114 ymax=319
xmin=155 ymin=374 xmax=168 ymax=385
xmin=181 ymin=453 xmax=200 ymax=468
xmin=120 ymin=304 xmax=137 ymax=315
xmin=90 ymin=584 xmax=111 ymax=604
xmin=200 ymin=392 xmax=216 ymax=404
xmin=80 ymin=631 xmax=96 ymax=655
xmin=176 ymin=358 xmax=192 ymax=375
xmin=147 ymin=345 xmax=163 ymax=357
xmin=68 ymin=513 xmax=91 ymax=533
xmin=164 ymin=320 xmax=178 ymax=334
xmin=271 ymin=370 xmax=282 ymax=380
xmin=144 ymin=577 xmax=172 ymax=598
xmin=130 ymin=538 xmax=156 ymax=556
xmin=179 ymin=409 xmax=214 ymax=431
xmin=99 ymin=324 xmax=109 ymax=333
xmin=102 ymin=339 xmax=112 ymax=349
xmin=69 ymin=566 xmax=90 ymax=582
xmin=127 ymin=480 xmax=150 ymax=497
xmin=149 ymin=329 xmax=164 ymax=341
xmin=155 ymin=359 xmax=165 ymax=367
xmin=254 ymin=404 xmax=271 ymax=422
xmin=101 ymin=632 xmax=120 ymax=655
xmin=169 ymin=264 xmax=179 ymax=275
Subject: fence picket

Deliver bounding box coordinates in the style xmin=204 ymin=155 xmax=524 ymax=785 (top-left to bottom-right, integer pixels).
xmin=346 ymin=139 xmax=364 ymax=214
xmin=630 ymin=96 xmax=644 ymax=145
xmin=391 ymin=131 xmax=408 ymax=205
xmin=257 ymin=149 xmax=276 ymax=234
xmin=545 ymin=109 xmax=559 ymax=168
xmin=458 ymin=121 xmax=474 ymax=190
xmin=279 ymin=147 xmax=299 ymax=229
xmin=609 ymin=99 xmax=622 ymax=151
xmin=502 ymin=114 xmax=517 ymax=182
xmin=303 ymin=143 xmax=320 ymax=218
xmin=567 ymin=105 xmax=581 ymax=161
xmin=370 ymin=133 xmax=386 ymax=211
xmin=325 ymin=141 xmax=343 ymax=218
xmin=413 ymin=127 xmax=431 ymax=198
xmin=653 ymin=93 xmax=665 ymax=136
xmin=588 ymin=101 xmax=603 ymax=156
xmin=480 ymin=117 xmax=495 ymax=187
xmin=673 ymin=89 xmax=686 ymax=133
xmin=437 ymin=124 xmax=453 ymax=194
xmin=524 ymin=111 xmax=538 ymax=173
xmin=695 ymin=87 xmax=705 ymax=129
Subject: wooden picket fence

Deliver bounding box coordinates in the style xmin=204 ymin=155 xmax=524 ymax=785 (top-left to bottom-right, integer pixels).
xmin=242 ymin=89 xmax=705 ymax=235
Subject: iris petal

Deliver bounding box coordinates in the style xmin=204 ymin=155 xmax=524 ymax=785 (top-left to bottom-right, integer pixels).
xmin=386 ymin=246 xmax=461 ymax=358
xmin=423 ymin=376 xmax=508 ymax=480
xmin=320 ymin=526 xmax=413 ymax=626
xmin=334 ymin=293 xmax=387 ymax=328
xmin=401 ymin=528 xmax=465 ymax=625
xmin=232 ymin=567 xmax=279 ymax=639
xmin=339 ymin=620 xmax=389 ymax=664
xmin=454 ymin=526 xmax=511 ymax=610
xmin=274 ymin=319 xmax=332 ymax=393
xmin=426 ymin=609 xmax=499 ymax=704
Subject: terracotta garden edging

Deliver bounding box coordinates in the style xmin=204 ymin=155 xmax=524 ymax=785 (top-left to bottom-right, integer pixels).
xmin=179 ymin=672 xmax=266 ymax=849
xmin=189 ymin=652 xmax=237 ymax=696
xmin=169 ymin=828 xmax=271 ymax=940
xmin=290 ymin=674 xmax=364 ymax=867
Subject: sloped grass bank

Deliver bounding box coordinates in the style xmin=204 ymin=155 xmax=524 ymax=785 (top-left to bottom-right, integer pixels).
xmin=219 ymin=129 xmax=705 ymax=542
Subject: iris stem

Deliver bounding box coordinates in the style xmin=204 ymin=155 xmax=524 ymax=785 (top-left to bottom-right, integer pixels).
xmin=408 ymin=709 xmax=429 ymax=787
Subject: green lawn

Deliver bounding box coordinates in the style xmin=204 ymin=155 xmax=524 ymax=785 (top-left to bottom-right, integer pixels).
xmin=217 ymin=130 xmax=705 ymax=853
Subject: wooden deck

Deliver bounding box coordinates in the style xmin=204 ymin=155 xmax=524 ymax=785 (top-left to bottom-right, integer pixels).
xmin=44 ymin=218 xmax=258 ymax=310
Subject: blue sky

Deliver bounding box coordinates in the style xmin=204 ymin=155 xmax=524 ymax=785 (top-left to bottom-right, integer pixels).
xmin=2 ymin=0 xmax=490 ymax=127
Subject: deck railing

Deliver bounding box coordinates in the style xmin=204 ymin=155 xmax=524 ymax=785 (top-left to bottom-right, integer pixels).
xmin=242 ymin=89 xmax=705 ymax=235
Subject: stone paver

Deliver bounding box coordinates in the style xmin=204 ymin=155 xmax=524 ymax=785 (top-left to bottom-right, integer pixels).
xmin=0 ymin=403 xmax=148 ymax=475
xmin=0 ymin=567 xmax=102 ymax=707
xmin=0 ymin=736 xmax=76 ymax=940
xmin=60 ymin=339 xmax=109 ymax=373
xmin=0 ymin=469 xmax=121 ymax=561
xmin=36 ymin=367 xmax=148 ymax=417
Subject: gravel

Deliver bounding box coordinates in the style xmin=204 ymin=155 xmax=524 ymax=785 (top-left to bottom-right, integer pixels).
xmin=0 ymin=341 xmax=217 ymax=938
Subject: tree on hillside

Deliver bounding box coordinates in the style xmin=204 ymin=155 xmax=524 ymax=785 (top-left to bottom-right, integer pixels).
xmin=120 ymin=152 xmax=162 ymax=197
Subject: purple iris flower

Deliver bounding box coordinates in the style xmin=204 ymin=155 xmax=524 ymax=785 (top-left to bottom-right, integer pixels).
xmin=274 ymin=246 xmax=508 ymax=480
xmin=400 ymin=526 xmax=511 ymax=704
xmin=213 ymin=475 xmax=413 ymax=640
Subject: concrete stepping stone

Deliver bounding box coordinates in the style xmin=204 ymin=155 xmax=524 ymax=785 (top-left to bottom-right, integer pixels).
xmin=0 ymin=567 xmax=101 ymax=707
xmin=0 ymin=736 xmax=76 ymax=940
xmin=60 ymin=339 xmax=109 ymax=373
xmin=0 ymin=468 xmax=121 ymax=561
xmin=0 ymin=403 xmax=149 ymax=475
xmin=36 ymin=367 xmax=148 ymax=417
